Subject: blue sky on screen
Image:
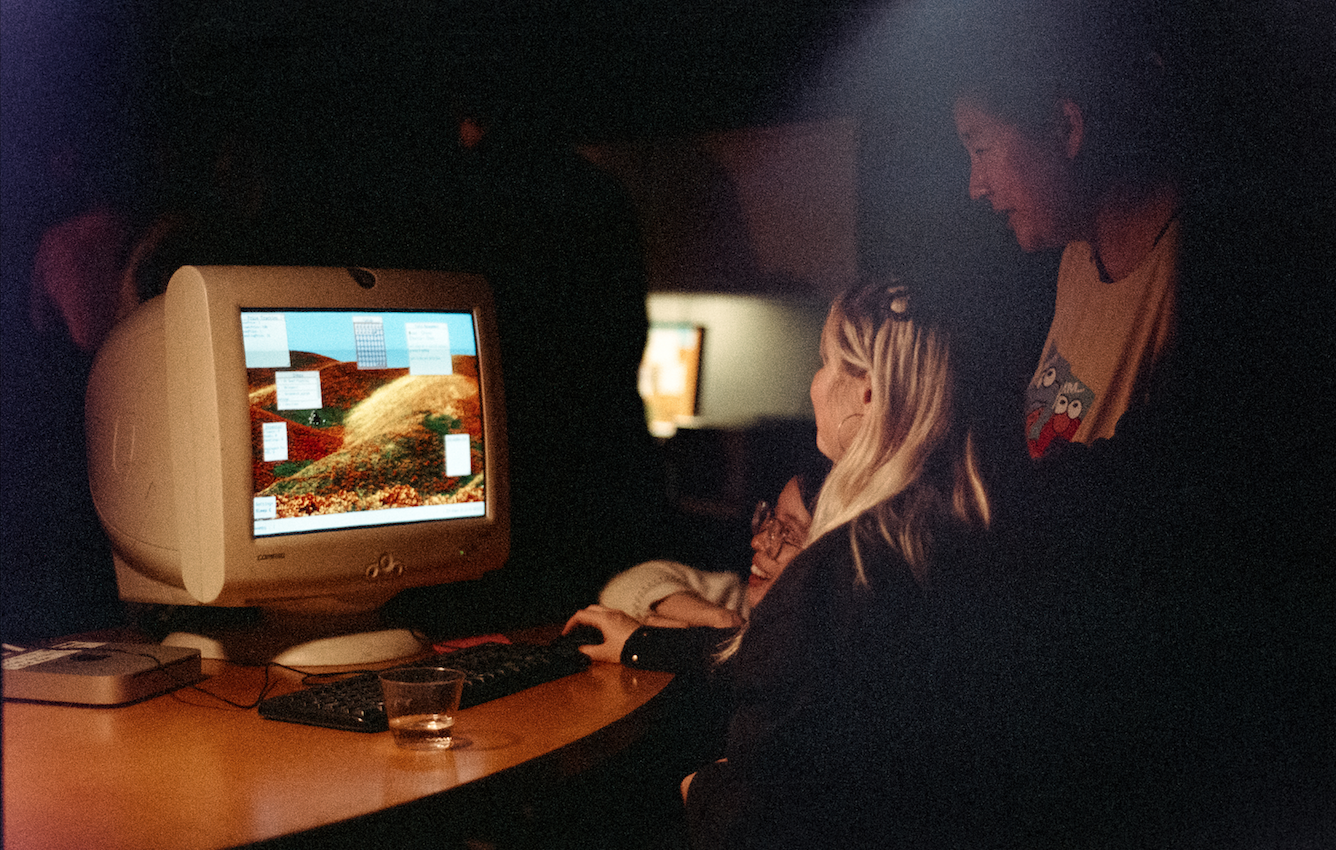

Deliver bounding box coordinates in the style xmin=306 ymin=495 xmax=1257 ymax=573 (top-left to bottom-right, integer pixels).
xmin=247 ymin=310 xmax=477 ymax=367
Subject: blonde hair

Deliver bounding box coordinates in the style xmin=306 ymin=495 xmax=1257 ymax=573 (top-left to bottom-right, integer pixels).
xmin=807 ymin=281 xmax=990 ymax=586
xmin=714 ymin=281 xmax=990 ymax=664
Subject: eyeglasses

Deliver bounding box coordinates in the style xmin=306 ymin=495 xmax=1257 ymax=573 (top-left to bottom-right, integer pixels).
xmin=751 ymin=501 xmax=806 ymax=561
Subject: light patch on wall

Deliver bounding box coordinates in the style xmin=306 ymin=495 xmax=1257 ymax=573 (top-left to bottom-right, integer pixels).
xmin=582 ymin=118 xmax=858 ymax=296
xmin=644 ymin=293 xmax=829 ymax=428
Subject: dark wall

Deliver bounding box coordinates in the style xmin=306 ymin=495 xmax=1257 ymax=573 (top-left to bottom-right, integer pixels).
xmin=0 ymin=1 xmax=872 ymax=640
xmin=2 ymin=1 xmax=149 ymax=639
xmin=4 ymin=0 xmax=1330 ymax=641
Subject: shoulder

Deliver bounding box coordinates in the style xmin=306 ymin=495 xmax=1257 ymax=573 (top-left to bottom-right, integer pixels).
xmin=52 ymin=207 xmax=131 ymax=243
xmin=780 ymin=522 xmax=924 ymax=597
xmin=1057 ymin=241 xmax=1097 ymax=283
xmin=741 ymin=524 xmax=923 ymax=663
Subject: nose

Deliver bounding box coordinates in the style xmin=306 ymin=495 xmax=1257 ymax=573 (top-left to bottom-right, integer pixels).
xmin=750 ymin=529 xmax=767 ymax=554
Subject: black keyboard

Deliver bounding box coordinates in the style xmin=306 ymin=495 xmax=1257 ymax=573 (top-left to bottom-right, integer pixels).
xmin=258 ymin=641 xmax=592 ymax=732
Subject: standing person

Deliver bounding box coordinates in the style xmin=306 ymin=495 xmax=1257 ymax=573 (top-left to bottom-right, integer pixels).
xmin=946 ymin=3 xmax=1334 ymax=842
xmin=467 ymin=107 xmax=672 ymax=623
xmin=952 ymin=47 xmax=1181 ymax=465
xmin=383 ymin=99 xmax=673 ymax=636
xmin=682 ymin=280 xmax=992 ymax=849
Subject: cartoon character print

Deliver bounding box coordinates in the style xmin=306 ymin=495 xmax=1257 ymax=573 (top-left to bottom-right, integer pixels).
xmin=1025 ymin=352 xmax=1095 ymax=459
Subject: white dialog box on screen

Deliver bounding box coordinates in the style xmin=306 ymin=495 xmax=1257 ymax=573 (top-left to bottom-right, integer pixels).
xmin=253 ymin=496 xmax=277 ymax=521
xmin=261 ymin=421 xmax=289 ymax=462
xmin=241 ymin=312 xmax=291 ymax=368
xmin=275 ymin=371 xmax=323 ymax=411
xmin=444 ymin=433 xmax=472 ymax=477
xmin=406 ymin=322 xmax=453 ymax=376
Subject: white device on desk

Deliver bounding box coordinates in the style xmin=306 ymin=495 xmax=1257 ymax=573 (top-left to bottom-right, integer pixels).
xmin=3 ymin=641 xmax=203 ymax=705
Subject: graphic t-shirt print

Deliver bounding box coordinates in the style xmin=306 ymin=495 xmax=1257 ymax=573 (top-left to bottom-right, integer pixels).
xmin=1025 ymin=352 xmax=1096 ymax=459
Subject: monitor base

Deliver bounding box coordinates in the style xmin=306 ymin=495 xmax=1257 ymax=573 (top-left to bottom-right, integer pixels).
xmin=163 ymin=627 xmax=425 ymax=668
xmin=130 ymin=603 xmax=427 ymax=668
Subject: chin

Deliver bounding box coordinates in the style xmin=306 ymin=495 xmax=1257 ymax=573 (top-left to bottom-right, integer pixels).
xmin=1011 ymin=226 xmax=1044 ymax=253
xmin=1016 ymin=233 xmax=1057 ymax=254
xmin=746 ymin=583 xmax=771 ymax=610
xmin=1012 ymin=217 xmax=1067 ymax=253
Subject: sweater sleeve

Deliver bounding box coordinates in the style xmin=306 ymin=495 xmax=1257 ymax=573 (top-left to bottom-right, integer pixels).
xmin=619 ymin=625 xmax=736 ymax=674
xmin=599 ymin=560 xmax=743 ymax=621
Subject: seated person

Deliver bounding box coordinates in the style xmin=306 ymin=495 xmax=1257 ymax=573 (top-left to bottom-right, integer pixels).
xmin=563 ymin=464 xmax=825 ymax=669
xmin=598 ymin=472 xmax=820 ymax=631
xmin=599 ymin=558 xmax=747 ymax=630
xmin=682 ymin=280 xmax=993 ymax=850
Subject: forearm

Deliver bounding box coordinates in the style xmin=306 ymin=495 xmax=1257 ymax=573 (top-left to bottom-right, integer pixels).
xmin=652 ymin=592 xmax=744 ymax=629
xmin=620 ymin=625 xmax=735 ymax=674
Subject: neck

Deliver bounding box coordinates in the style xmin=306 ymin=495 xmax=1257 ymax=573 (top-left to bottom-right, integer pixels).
xmin=1090 ymin=182 xmax=1180 ymax=282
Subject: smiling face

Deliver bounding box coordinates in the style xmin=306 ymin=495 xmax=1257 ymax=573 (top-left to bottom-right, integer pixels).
xmin=746 ymin=477 xmax=812 ymax=610
xmin=954 ymin=98 xmax=1082 ymax=252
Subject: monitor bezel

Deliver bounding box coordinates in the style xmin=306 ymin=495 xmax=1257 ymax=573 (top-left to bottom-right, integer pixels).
xmin=163 ymin=265 xmax=509 ymax=607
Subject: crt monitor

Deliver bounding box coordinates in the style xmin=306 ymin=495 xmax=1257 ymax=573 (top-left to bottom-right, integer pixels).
xmin=86 ymin=266 xmax=510 ymax=665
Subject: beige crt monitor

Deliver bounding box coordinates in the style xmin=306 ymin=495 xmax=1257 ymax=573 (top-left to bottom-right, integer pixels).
xmin=86 ymin=267 xmax=510 ymax=665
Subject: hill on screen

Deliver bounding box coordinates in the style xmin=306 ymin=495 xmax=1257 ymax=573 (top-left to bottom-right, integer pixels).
xmin=250 ymin=409 xmax=344 ymax=491
xmin=251 ymin=355 xmax=484 ymax=514
xmin=247 ymin=353 xmax=407 ymax=411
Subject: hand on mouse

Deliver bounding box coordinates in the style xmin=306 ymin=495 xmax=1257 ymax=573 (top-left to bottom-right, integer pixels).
xmin=561 ymin=605 xmax=640 ymax=664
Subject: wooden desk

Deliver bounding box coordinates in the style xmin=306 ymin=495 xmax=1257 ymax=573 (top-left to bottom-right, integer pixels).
xmin=3 ymin=653 xmax=674 ymax=850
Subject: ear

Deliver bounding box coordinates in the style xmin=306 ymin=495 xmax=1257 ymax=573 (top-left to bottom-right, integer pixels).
xmin=1059 ymin=99 xmax=1084 ymax=160
xmin=860 ymin=376 xmax=873 ymax=408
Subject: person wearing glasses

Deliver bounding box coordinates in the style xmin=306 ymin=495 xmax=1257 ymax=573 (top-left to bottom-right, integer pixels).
xmin=551 ymin=460 xmax=826 ymax=850
xmin=561 ymin=461 xmax=826 ymax=671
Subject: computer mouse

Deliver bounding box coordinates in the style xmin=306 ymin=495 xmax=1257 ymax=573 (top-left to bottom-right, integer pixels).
xmin=554 ymin=624 xmax=604 ymax=648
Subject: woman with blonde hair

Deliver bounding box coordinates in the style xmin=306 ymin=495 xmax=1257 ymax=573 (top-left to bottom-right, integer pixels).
xmin=805 ymin=281 xmax=989 ymax=582
xmin=683 ymin=279 xmax=992 ymax=850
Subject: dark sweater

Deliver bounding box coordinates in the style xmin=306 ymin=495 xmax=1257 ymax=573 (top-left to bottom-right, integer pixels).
xmin=683 ymin=520 xmax=985 ymax=850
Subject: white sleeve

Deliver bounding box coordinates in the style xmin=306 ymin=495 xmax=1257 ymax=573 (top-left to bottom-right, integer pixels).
xmin=599 ymin=560 xmax=742 ymax=621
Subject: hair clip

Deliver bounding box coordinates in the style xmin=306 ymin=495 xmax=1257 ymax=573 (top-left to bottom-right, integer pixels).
xmin=846 ymin=278 xmax=913 ymax=324
xmin=886 ymin=288 xmax=910 ymax=317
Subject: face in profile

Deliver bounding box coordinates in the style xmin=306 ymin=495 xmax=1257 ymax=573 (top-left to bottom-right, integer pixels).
xmin=810 ymin=311 xmax=871 ymax=462
xmin=747 ymin=477 xmax=813 ymax=610
xmin=953 ymin=98 xmax=1080 ymax=252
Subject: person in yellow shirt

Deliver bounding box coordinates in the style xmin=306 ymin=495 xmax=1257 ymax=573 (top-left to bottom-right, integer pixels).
xmin=953 ymin=63 xmax=1180 ymax=458
xmin=944 ymin=4 xmax=1333 ymax=844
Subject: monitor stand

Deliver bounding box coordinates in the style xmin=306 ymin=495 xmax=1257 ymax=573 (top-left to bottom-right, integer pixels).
xmin=130 ymin=601 xmax=427 ymax=668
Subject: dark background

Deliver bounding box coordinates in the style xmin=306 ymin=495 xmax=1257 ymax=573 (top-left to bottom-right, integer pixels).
xmin=2 ymin=4 xmax=1332 ymax=847
xmin=1 ymin=0 xmax=894 ymax=640
xmin=3 ymin=0 xmax=1332 ymax=638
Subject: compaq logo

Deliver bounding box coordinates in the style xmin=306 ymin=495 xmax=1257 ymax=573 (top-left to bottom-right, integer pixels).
xmin=257 ymin=553 xmax=286 ymax=561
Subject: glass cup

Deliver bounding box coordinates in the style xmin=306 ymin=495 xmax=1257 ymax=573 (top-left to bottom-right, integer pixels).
xmin=378 ymin=667 xmax=467 ymax=750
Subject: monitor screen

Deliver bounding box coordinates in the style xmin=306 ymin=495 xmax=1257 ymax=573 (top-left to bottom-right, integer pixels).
xmin=86 ymin=266 xmax=510 ymax=665
xmin=242 ymin=309 xmax=487 ymax=538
